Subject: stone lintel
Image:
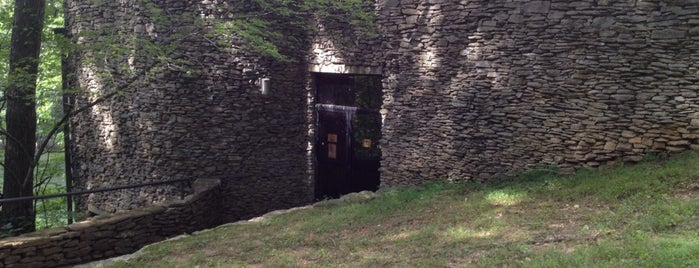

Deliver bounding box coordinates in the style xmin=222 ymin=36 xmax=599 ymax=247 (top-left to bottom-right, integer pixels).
xmin=309 ymin=64 xmax=382 ymax=75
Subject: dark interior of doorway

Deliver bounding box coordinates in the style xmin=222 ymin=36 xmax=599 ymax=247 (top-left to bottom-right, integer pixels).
xmin=314 ymin=73 xmax=382 ymax=200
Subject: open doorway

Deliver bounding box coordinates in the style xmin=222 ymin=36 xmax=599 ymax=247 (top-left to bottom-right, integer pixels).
xmin=314 ymin=73 xmax=382 ymax=200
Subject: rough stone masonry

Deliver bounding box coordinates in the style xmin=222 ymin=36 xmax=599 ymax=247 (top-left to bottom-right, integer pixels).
xmin=377 ymin=0 xmax=699 ymax=185
xmin=66 ymin=0 xmax=699 ymax=220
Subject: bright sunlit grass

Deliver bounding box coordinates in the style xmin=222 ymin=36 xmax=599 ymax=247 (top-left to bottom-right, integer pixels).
xmin=485 ymin=189 xmax=526 ymax=206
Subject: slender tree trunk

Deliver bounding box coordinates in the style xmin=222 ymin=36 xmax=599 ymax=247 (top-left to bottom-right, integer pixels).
xmin=1 ymin=0 xmax=46 ymax=235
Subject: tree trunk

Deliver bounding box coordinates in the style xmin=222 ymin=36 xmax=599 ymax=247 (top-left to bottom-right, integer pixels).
xmin=1 ymin=0 xmax=46 ymax=235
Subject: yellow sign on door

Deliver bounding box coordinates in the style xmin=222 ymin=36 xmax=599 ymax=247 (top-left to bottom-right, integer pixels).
xmin=328 ymin=134 xmax=338 ymax=143
xmin=328 ymin=144 xmax=337 ymax=159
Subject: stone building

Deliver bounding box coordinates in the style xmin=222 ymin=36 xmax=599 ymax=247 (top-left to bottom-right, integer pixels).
xmin=66 ymin=0 xmax=699 ymax=221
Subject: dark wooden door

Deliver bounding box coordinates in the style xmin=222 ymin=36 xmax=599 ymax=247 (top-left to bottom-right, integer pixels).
xmin=315 ymin=74 xmax=382 ymax=199
xmin=316 ymin=106 xmax=351 ymax=198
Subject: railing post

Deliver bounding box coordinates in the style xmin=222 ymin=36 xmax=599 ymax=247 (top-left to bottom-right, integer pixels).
xmin=53 ymin=26 xmax=75 ymax=225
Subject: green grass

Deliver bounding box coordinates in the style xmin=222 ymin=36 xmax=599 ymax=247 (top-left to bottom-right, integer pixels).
xmin=111 ymin=152 xmax=699 ymax=267
xmin=32 ymin=151 xmax=71 ymax=230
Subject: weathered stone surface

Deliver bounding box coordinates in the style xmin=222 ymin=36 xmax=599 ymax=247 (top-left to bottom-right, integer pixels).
xmin=652 ymin=29 xmax=687 ymax=39
xmin=0 ymin=179 xmax=222 ymax=267
xmin=65 ymin=0 xmax=699 ymax=245
xmin=522 ymin=1 xmax=550 ymax=14
xmin=67 ymin=0 xmax=314 ymax=221
xmin=374 ymin=0 xmax=699 ymax=185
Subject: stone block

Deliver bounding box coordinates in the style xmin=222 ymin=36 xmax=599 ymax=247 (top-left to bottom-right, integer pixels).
xmin=509 ymin=14 xmax=524 ymax=23
xmin=628 ymin=137 xmax=643 ymax=144
xmin=621 ymin=130 xmax=636 ymax=138
xmin=522 ymin=1 xmax=550 ymax=14
xmin=668 ymin=140 xmax=690 ymax=146
xmin=19 ymin=255 xmax=46 ymax=263
xmin=4 ymin=254 xmax=21 ymax=265
xmin=666 ymin=146 xmax=686 ymax=153
xmin=11 ymin=246 xmax=37 ymax=255
xmin=616 ymin=143 xmax=633 ymax=151
xmin=603 ymin=141 xmax=617 ymax=151
xmin=690 ymin=119 xmax=699 ymax=128
xmin=682 ymin=133 xmax=699 ymax=139
xmin=651 ymin=29 xmax=686 ymax=39
xmin=41 ymin=246 xmax=63 ymax=256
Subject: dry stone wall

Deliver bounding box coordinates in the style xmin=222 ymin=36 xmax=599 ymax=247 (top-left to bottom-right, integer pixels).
xmin=67 ymin=0 xmax=699 ymax=222
xmin=376 ymin=0 xmax=699 ymax=185
xmin=309 ymin=10 xmax=384 ymax=72
xmin=0 ymin=179 xmax=222 ymax=268
xmin=67 ymin=0 xmax=314 ymax=220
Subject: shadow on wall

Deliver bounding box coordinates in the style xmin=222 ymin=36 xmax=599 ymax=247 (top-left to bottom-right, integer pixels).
xmin=71 ymin=0 xmax=192 ymax=214
xmin=380 ymin=0 xmax=699 ymax=184
xmin=71 ymin=0 xmax=320 ymax=220
xmin=310 ymin=1 xmax=384 ymax=69
xmin=191 ymin=1 xmax=317 ymax=220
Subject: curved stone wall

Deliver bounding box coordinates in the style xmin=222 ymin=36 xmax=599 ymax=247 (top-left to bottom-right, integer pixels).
xmin=377 ymin=0 xmax=699 ymax=185
xmin=67 ymin=0 xmax=699 ymax=219
xmin=67 ymin=0 xmax=314 ymax=219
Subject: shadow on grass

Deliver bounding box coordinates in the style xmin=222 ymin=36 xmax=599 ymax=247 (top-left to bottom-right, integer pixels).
xmin=110 ymin=152 xmax=699 ymax=267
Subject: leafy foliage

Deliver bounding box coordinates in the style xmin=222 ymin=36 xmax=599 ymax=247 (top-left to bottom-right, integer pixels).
xmin=0 ymin=0 xmax=67 ymax=235
xmin=36 ymin=0 xmax=64 ymax=137
xmin=0 ymin=0 xmax=63 ymax=136
xmin=205 ymin=0 xmax=378 ymax=61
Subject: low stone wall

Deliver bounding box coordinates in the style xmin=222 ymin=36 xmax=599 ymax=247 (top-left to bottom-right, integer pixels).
xmin=0 ymin=179 xmax=222 ymax=268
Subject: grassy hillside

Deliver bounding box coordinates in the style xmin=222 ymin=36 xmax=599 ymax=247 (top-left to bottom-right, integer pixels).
xmin=111 ymin=152 xmax=699 ymax=267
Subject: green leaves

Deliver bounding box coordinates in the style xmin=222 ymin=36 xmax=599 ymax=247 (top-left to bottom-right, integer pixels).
xmin=0 ymin=0 xmax=63 ymax=136
xmin=202 ymin=0 xmax=378 ymax=61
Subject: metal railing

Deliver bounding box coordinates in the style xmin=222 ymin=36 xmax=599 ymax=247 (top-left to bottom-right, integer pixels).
xmin=0 ymin=178 xmax=192 ymax=204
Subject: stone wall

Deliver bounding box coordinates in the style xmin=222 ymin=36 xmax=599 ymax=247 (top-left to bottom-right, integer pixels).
xmin=66 ymin=0 xmax=314 ymax=220
xmin=67 ymin=0 xmax=699 ymax=222
xmin=376 ymin=0 xmax=699 ymax=185
xmin=0 ymin=179 xmax=222 ymax=268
